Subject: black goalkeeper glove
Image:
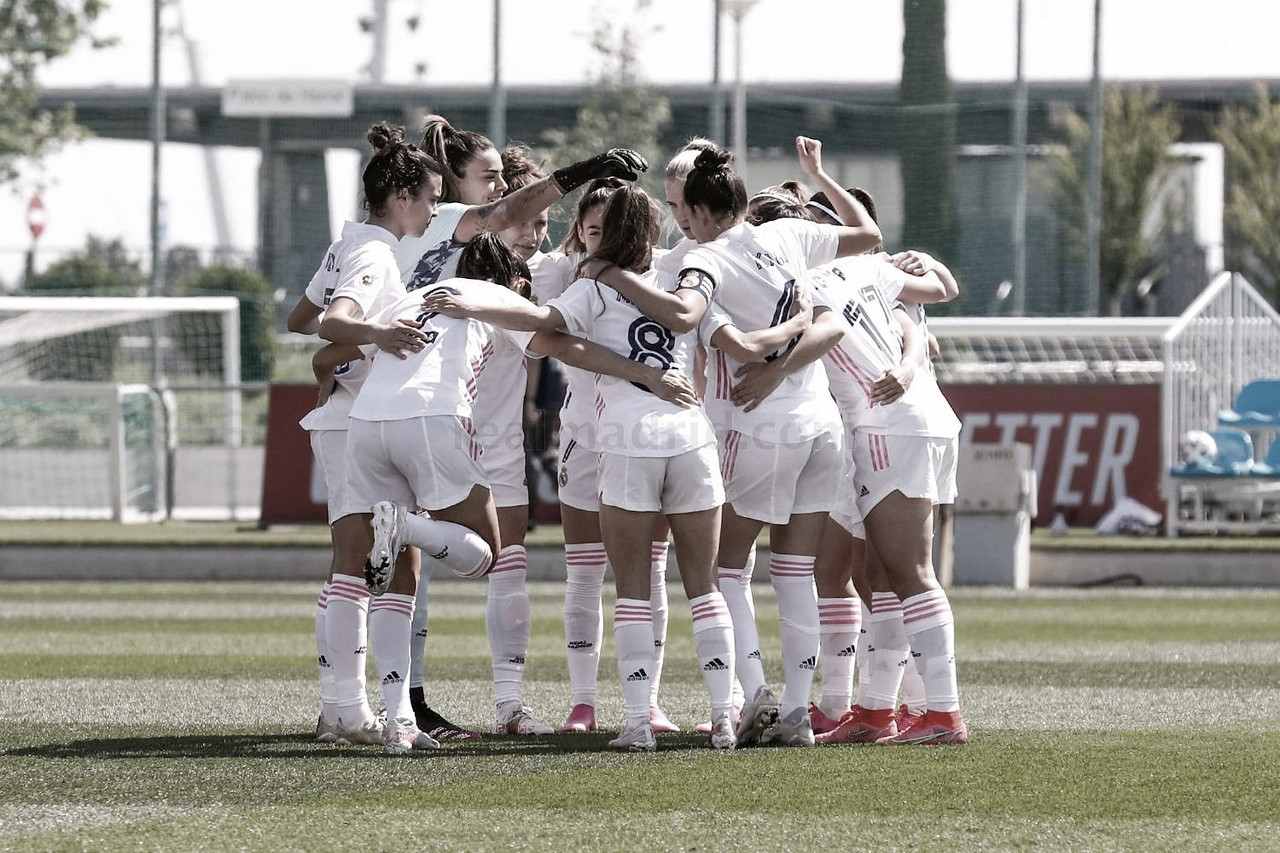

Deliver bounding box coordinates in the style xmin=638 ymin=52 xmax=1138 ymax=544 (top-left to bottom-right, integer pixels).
xmin=552 ymin=149 xmax=648 ymax=193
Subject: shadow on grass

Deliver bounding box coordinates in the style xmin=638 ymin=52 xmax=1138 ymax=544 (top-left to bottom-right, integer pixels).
xmin=5 ymin=731 xmax=720 ymax=759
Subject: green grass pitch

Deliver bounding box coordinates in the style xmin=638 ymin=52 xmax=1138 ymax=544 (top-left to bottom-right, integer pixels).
xmin=1 ymin=581 xmax=1278 ymax=851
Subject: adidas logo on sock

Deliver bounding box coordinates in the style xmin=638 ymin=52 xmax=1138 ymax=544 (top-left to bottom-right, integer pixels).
xmin=382 ymin=670 xmax=404 ymax=686
xmin=859 ymin=485 xmax=870 ymax=497
xmin=626 ymin=668 xmax=649 ymax=682
xmin=508 ymin=656 xmax=526 ymax=665
xmin=747 ymin=650 xmax=762 ymax=661
xmin=318 ymin=655 xmax=330 ymax=667
xmin=799 ymin=656 xmax=816 ymax=671
xmin=354 ymin=645 xmax=367 ymax=655
xmin=567 ymin=640 xmax=594 ymax=650
xmin=703 ymin=657 xmax=729 ymax=671
xmin=837 ymin=645 xmax=856 ymax=657
xmin=653 ymin=640 xmax=664 ymax=649
xmin=912 ymin=650 xmax=922 ymax=659
xmin=430 ymin=546 xmax=450 ymax=560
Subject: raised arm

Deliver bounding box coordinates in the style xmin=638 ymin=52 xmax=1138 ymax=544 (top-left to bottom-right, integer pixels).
xmin=795 ymin=136 xmax=882 ymax=257
xmin=455 ymin=149 xmax=648 ymax=243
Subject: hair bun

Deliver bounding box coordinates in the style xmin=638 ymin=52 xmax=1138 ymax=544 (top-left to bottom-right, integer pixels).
xmin=367 ymin=121 xmax=405 ymax=152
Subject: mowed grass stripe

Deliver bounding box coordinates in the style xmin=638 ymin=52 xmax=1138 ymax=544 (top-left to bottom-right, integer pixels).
xmin=1 ymin=582 xmax=1278 ymax=851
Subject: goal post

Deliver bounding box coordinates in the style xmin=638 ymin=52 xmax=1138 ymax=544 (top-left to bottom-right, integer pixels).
xmin=0 ymin=296 xmax=246 ymax=521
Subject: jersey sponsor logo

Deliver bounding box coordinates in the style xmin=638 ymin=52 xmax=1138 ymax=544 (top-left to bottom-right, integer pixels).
xmin=406 ymin=240 xmax=458 ymax=291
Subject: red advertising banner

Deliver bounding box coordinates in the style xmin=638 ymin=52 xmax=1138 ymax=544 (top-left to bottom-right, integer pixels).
xmin=941 ymin=383 xmax=1163 ymax=526
xmin=259 ymin=384 xmax=328 ymax=526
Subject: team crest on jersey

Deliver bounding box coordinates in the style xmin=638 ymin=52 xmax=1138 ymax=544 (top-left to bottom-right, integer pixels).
xmin=558 ymin=464 xmax=568 ymax=488
xmin=360 ymin=274 xmax=374 ymax=287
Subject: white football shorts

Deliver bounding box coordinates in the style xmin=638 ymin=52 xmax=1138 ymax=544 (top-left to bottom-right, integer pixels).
xmin=850 ymin=432 xmax=958 ymax=518
xmin=598 ymin=444 xmax=724 ymax=514
xmin=718 ymin=426 xmax=844 ymax=524
xmin=343 ymin=415 xmax=489 ymax=516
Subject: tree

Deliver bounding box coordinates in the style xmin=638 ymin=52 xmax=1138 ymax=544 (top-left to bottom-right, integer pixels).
xmin=0 ymin=1 xmax=109 ymax=184
xmin=171 ymin=264 xmax=278 ymax=382
xmin=1214 ymin=82 xmax=1280 ymax=305
xmin=899 ymin=0 xmax=956 ymax=264
xmin=23 ymin=236 xmax=146 ymax=379
xmin=1049 ymin=86 xmax=1182 ymax=316
xmin=537 ymin=0 xmax=670 ymax=239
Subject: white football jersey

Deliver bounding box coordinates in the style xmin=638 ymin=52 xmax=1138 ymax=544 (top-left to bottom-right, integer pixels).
xmin=395 ymin=202 xmax=470 ymax=291
xmin=529 ymin=250 xmax=602 ymax=451
xmin=684 ymin=219 xmax=842 ymax=442
xmin=810 ymin=257 xmax=959 ymax=439
xmin=349 ymin=278 xmax=535 ymax=423
xmin=299 ymin=220 xmax=406 ymax=431
xmin=549 ymin=271 xmax=715 ymax=457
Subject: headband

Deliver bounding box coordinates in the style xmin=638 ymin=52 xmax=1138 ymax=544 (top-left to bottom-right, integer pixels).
xmin=804 ymin=199 xmax=843 ymax=225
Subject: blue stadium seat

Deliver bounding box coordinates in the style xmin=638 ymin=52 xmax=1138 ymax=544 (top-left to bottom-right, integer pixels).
xmin=1248 ymin=436 xmax=1280 ymax=477
xmin=1170 ymin=428 xmax=1254 ymax=477
xmin=1218 ymin=379 xmax=1280 ymax=427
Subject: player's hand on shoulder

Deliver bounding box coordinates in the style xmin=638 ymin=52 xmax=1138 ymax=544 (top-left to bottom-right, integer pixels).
xmin=890 ymin=250 xmax=933 ymax=277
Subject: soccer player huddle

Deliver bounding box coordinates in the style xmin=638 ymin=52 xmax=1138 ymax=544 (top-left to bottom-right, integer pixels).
xmin=288 ymin=114 xmax=966 ymax=755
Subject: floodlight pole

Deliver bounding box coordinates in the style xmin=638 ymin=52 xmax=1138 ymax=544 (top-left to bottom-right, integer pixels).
xmin=489 ymin=0 xmax=506 ymax=147
xmin=1084 ymin=0 xmax=1103 ymax=316
xmin=726 ymin=0 xmax=759 ymax=175
xmin=149 ymin=0 xmax=166 ymax=388
xmin=711 ymin=0 xmax=725 ymax=144
xmin=1011 ymin=0 xmax=1028 ymax=316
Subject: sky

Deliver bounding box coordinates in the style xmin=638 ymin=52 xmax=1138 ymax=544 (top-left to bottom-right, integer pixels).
xmin=3 ymin=0 xmax=1280 ymax=287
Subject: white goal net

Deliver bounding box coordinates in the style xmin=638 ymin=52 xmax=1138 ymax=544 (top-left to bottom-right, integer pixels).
xmin=0 ymin=296 xmax=244 ymax=521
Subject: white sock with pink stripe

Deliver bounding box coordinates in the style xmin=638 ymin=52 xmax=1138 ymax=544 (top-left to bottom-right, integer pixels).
xmin=409 ymin=555 xmax=438 ymax=690
xmin=690 ymin=591 xmax=736 ymax=719
xmin=649 ymin=540 xmax=670 ymax=707
xmin=817 ymin=596 xmax=861 ymax=717
xmin=718 ymin=561 xmax=765 ymax=701
xmin=863 ymin=591 xmax=909 ymax=711
xmin=487 ymin=545 xmax=530 ymax=707
xmin=325 ymin=575 xmax=375 ymax=726
xmin=315 ymin=581 xmax=339 ymax=723
xmin=613 ymin=598 xmax=654 ymax=728
xmin=770 ymin=552 xmax=820 ymax=717
xmin=369 ymin=592 xmax=415 ymax=722
xmin=854 ymin=598 xmax=873 ymax=707
xmin=564 ymin=543 xmax=607 ymax=707
xmin=401 ymin=513 xmax=493 ymax=578
xmin=901 ymin=588 xmax=960 ymax=712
